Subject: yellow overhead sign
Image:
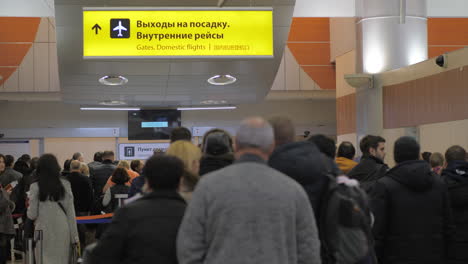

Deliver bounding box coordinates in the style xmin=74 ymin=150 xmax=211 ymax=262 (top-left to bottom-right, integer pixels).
xmin=83 ymin=8 xmax=273 ymax=58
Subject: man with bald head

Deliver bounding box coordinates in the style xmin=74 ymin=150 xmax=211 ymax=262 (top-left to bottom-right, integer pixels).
xmin=177 ymin=117 xmax=321 ymax=264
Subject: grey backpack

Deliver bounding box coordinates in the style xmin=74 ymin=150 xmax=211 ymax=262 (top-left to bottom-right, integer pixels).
xmin=320 ymin=174 xmax=376 ymax=264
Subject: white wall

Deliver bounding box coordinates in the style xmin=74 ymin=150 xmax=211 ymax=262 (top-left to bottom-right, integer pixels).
xmin=0 ymin=100 xmax=336 ymax=137
xmin=293 ymin=0 xmax=356 ymax=17
xmin=1 ymin=0 xmax=467 ymax=19
xmin=419 ymin=119 xmax=468 ymax=154
xmin=0 ymin=0 xmax=54 ymax=17
xmin=427 ymin=0 xmax=468 ymax=17
xmin=293 ymin=0 xmax=468 ymax=18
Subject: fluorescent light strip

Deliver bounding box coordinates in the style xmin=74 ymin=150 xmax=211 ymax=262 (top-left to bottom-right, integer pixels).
xmin=177 ymin=106 xmax=237 ymax=111
xmin=80 ymin=107 xmax=141 ymax=111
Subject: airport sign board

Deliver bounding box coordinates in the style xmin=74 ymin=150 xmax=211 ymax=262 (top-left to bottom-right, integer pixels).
xmin=119 ymin=143 xmax=170 ymax=160
xmin=83 ymin=7 xmax=273 ymax=59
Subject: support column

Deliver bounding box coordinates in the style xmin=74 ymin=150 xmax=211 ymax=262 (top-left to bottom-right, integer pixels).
xmin=354 ymin=0 xmax=427 ymax=139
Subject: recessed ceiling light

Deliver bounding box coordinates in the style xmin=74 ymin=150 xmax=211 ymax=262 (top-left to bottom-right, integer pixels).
xmin=177 ymin=106 xmax=237 ymax=111
xmin=80 ymin=107 xmax=140 ymax=111
xmin=99 ymin=100 xmax=127 ymax=106
xmin=98 ymin=75 xmax=128 ymax=86
xmin=207 ymin=75 xmax=236 ymax=86
xmin=200 ymin=100 xmax=228 ymax=105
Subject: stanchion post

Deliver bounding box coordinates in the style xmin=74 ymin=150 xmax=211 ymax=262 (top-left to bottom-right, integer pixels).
xmin=27 ymin=238 xmax=33 ymax=264
xmin=35 ymin=230 xmax=43 ymax=264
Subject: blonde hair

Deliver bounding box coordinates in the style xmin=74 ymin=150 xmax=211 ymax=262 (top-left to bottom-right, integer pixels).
xmin=117 ymin=160 xmax=130 ymax=170
xmin=166 ymin=141 xmax=202 ymax=195
xmin=430 ymin=152 xmax=444 ymax=168
xmin=166 ymin=141 xmax=202 ymax=173
xmin=80 ymin=162 xmax=90 ymax=177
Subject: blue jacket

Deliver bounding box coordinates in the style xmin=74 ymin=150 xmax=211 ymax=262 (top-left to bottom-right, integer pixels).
xmin=128 ymin=175 xmax=145 ymax=198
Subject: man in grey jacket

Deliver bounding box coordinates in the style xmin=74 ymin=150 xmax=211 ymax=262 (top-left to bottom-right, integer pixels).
xmin=177 ymin=117 xmax=321 ymax=264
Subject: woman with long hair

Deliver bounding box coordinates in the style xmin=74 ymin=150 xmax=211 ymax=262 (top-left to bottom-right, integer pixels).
xmin=166 ymin=141 xmax=202 ymax=201
xmin=27 ymin=154 xmax=79 ymax=264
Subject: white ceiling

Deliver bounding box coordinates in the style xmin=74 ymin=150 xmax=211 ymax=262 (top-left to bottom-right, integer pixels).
xmin=292 ymin=0 xmax=468 ymax=17
xmin=54 ymin=0 xmax=296 ymax=107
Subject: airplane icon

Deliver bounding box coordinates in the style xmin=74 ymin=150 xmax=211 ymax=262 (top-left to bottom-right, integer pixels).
xmin=110 ymin=19 xmax=130 ymax=39
xmin=113 ymin=20 xmax=127 ymax=37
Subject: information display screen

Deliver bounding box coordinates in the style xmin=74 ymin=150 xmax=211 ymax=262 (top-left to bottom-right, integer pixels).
xmin=83 ymin=8 xmax=273 ymax=58
xmin=128 ymin=110 xmax=181 ymax=140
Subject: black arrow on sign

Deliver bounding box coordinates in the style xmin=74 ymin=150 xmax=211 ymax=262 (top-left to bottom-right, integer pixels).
xmin=92 ymin=24 xmax=102 ymax=34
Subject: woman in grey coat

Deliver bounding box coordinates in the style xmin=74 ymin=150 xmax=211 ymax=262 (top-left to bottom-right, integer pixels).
xmin=0 ymin=177 xmax=15 ymax=264
xmin=27 ymin=154 xmax=79 ymax=264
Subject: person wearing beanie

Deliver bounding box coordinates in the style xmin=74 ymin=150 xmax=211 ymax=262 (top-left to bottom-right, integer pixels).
xmin=199 ymin=129 xmax=235 ymax=176
xmin=370 ymin=136 xmax=453 ymax=264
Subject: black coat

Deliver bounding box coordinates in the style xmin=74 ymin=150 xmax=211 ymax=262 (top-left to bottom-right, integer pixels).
xmin=442 ymin=160 xmax=468 ymax=264
xmin=268 ymin=141 xmax=330 ymax=220
xmin=348 ymin=155 xmax=389 ymax=192
xmin=370 ymin=160 xmax=454 ymax=264
xmin=67 ymin=172 xmax=93 ymax=212
xmin=87 ymin=161 xmax=102 ymax=178
xmin=89 ymin=190 xmax=186 ymax=264
xmin=90 ymin=160 xmax=116 ymax=197
xmin=199 ymin=153 xmax=235 ymax=176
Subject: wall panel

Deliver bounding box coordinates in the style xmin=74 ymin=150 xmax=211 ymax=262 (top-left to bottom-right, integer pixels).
xmin=44 ymin=138 xmax=116 ymax=167
xmin=330 ymin=17 xmax=356 ymax=61
xmin=337 ymin=93 xmax=356 ymax=135
xmin=419 ymin=119 xmax=468 ymax=155
xmin=383 ymin=66 xmax=468 ymax=129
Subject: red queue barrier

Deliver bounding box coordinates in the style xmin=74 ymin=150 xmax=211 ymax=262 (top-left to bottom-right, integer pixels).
xmin=12 ymin=213 xmax=115 ymax=224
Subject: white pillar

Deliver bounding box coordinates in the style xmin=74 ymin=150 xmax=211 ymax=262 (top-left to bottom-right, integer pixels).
xmin=356 ymin=0 xmax=428 ymax=74
xmin=354 ymin=0 xmax=427 ymax=141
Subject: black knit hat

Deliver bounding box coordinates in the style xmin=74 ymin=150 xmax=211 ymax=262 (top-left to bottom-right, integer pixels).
xmin=204 ymin=132 xmax=232 ymax=156
xmin=394 ymin=136 xmax=420 ymax=163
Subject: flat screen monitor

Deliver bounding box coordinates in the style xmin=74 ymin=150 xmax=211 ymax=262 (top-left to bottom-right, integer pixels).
xmin=128 ymin=110 xmax=181 ymax=140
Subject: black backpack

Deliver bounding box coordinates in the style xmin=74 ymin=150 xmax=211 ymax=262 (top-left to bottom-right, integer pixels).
xmin=104 ymin=185 xmax=130 ymax=213
xmin=320 ymin=173 xmax=376 ymax=264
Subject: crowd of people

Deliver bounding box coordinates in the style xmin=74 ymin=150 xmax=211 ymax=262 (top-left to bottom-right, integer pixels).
xmin=0 ymin=116 xmax=467 ymax=264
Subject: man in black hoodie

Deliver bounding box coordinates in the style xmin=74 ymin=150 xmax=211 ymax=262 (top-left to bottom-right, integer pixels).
xmin=442 ymin=145 xmax=468 ymax=264
xmin=267 ymin=117 xmax=329 ymax=219
xmin=348 ymin=135 xmax=388 ymax=192
xmin=370 ymin=137 xmax=453 ymax=264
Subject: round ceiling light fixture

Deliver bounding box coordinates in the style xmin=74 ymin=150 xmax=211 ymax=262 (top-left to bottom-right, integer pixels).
xmin=99 ymin=100 xmax=127 ymax=106
xmin=200 ymin=100 xmax=228 ymax=105
xmin=98 ymin=75 xmax=128 ymax=86
xmin=207 ymin=74 xmax=236 ymax=86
